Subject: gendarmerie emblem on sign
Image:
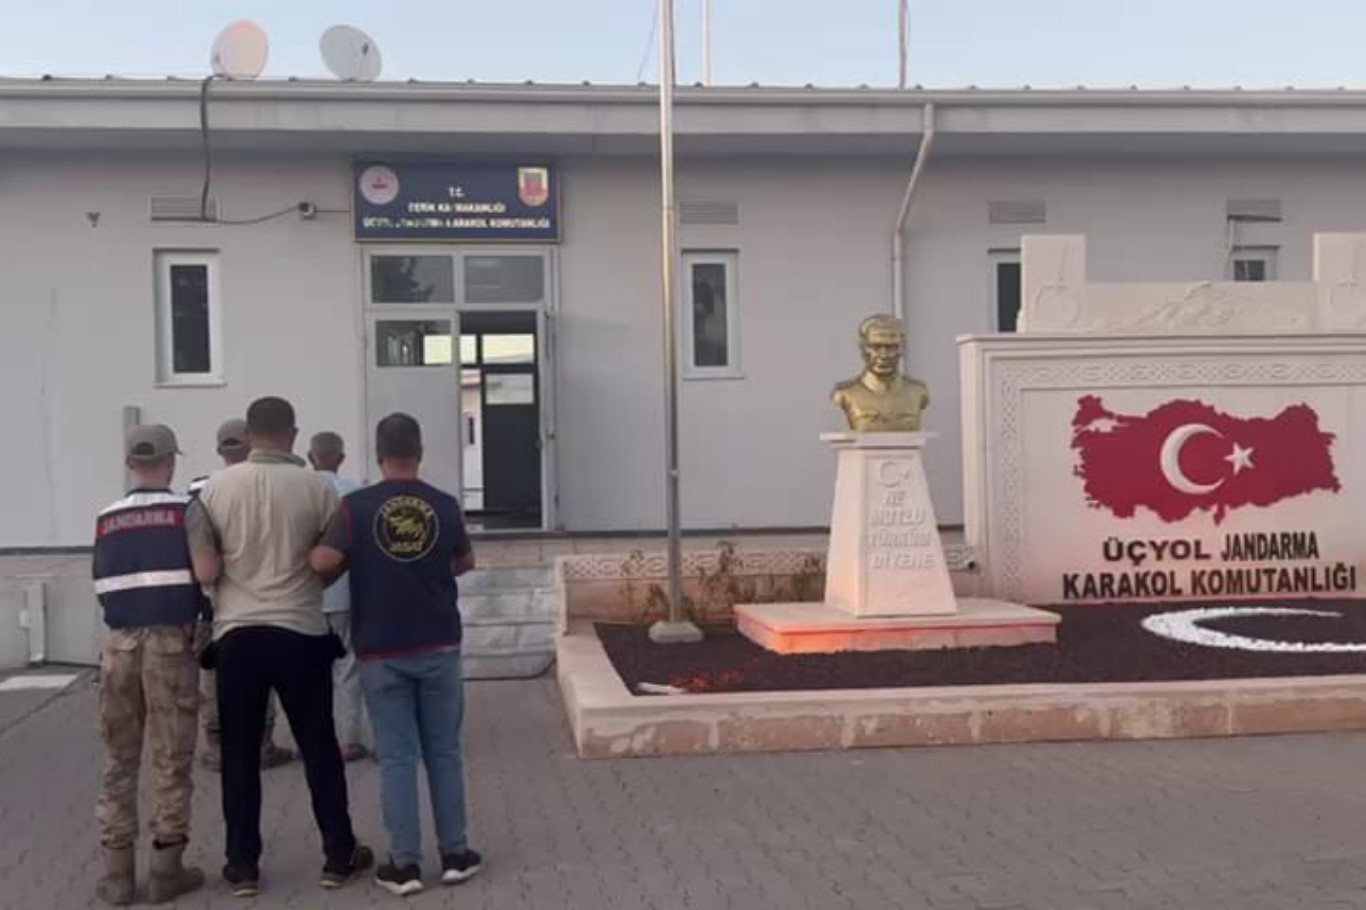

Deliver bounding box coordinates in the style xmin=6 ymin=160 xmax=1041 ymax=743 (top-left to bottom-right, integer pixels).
xmin=517 ymin=167 xmax=550 ymax=207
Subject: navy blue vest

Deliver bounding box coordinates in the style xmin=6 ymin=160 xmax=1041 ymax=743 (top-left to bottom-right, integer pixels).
xmin=92 ymin=489 xmax=205 ymax=629
xmin=340 ymin=480 xmax=469 ymax=659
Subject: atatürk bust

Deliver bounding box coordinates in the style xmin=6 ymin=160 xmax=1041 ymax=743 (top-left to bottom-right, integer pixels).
xmin=831 ymin=314 xmax=930 ymax=432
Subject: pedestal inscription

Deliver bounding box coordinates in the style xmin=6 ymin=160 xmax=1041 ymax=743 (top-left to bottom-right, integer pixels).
xmin=863 ymin=454 xmax=953 ymax=614
xmin=823 ymin=434 xmax=958 ymax=617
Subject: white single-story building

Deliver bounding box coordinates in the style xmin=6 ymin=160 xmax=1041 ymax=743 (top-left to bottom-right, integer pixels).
xmin=3 ymin=78 xmax=1366 ymax=548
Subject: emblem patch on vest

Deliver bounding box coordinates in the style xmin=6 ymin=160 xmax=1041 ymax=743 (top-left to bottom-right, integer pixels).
xmin=374 ymin=495 xmax=440 ymax=562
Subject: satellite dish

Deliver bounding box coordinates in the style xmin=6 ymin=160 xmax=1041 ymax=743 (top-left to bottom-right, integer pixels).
xmin=211 ymin=21 xmax=269 ymax=80
xmin=321 ymin=25 xmax=383 ymax=82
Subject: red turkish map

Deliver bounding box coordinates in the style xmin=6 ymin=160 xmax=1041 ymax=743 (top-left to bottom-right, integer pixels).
xmin=1070 ymin=396 xmax=1340 ymax=524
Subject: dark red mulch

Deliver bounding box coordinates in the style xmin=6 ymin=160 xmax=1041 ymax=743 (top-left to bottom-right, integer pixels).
xmin=596 ymin=600 xmax=1366 ymax=695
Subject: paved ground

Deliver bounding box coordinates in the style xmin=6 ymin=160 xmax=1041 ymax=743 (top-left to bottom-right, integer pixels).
xmin=5 ymin=671 xmax=1366 ymax=910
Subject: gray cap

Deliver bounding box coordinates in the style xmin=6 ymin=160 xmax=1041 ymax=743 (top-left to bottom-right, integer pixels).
xmin=125 ymin=424 xmax=181 ymax=463
xmin=215 ymin=419 xmax=249 ymax=455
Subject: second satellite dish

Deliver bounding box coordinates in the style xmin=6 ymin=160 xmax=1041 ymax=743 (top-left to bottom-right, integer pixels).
xmin=321 ymin=25 xmax=383 ymax=82
xmin=211 ymin=20 xmax=269 ymax=80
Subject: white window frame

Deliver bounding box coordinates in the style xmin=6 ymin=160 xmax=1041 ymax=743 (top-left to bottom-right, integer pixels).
xmin=989 ymin=248 xmax=1022 ymax=333
xmin=681 ymin=251 xmax=742 ymax=380
xmin=155 ymin=251 xmax=223 ymax=386
xmin=1230 ymin=245 xmax=1278 ymax=283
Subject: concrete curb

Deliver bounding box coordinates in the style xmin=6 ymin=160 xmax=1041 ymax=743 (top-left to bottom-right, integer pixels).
xmin=557 ymin=631 xmax=1366 ymax=758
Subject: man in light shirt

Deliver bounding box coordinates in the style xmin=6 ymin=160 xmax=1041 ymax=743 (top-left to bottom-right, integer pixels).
xmin=186 ymin=397 xmax=371 ymax=897
xmin=189 ymin=418 xmax=293 ymax=773
xmin=308 ymin=431 xmax=368 ymax=762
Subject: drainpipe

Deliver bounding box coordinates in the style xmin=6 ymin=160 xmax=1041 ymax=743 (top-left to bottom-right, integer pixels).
xmin=22 ymin=582 xmax=46 ymax=665
xmin=891 ymin=102 xmax=937 ymax=320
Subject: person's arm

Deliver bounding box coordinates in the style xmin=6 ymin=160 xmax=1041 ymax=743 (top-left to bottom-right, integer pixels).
xmin=184 ymin=499 xmax=223 ymax=586
xmin=91 ymin=517 xmax=110 ymax=608
xmin=450 ymin=498 xmax=476 ymax=577
xmin=91 ymin=517 xmax=107 ymax=575
xmin=310 ymin=499 xmax=352 ymax=586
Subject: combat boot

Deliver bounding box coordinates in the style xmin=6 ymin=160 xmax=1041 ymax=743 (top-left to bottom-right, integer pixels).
xmin=95 ymin=845 xmax=135 ymax=906
xmin=147 ymin=840 xmax=205 ymax=904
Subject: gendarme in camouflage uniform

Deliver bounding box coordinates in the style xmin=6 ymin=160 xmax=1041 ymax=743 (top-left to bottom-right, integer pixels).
xmin=91 ymin=425 xmax=206 ymax=906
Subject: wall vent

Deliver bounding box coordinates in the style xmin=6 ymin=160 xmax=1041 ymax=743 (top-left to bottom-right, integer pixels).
xmin=680 ymin=199 xmax=740 ymax=226
xmin=989 ymin=200 xmax=1047 ymax=225
xmin=150 ymin=196 xmax=217 ymax=222
xmin=1226 ymin=198 xmax=1282 ymax=222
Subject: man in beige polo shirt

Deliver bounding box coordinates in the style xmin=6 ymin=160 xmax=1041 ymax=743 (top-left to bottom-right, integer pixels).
xmin=190 ymin=417 xmax=293 ymax=773
xmin=186 ymin=397 xmax=371 ymax=897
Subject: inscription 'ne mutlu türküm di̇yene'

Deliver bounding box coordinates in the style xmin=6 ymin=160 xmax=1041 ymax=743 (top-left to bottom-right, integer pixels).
xmin=867 ymin=485 xmax=938 ymax=571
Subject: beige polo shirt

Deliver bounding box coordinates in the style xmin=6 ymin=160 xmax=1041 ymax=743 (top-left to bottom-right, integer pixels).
xmin=188 ymin=449 xmax=339 ymax=640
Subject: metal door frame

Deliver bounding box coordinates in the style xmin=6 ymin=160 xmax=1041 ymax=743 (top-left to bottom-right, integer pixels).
xmin=361 ymin=300 xmax=463 ymax=497
xmin=358 ymin=245 xmax=558 ymax=532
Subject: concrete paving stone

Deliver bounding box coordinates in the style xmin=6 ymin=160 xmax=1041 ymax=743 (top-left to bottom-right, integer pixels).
xmin=924 ymin=899 xmax=983 ymax=910
xmin=14 ymin=673 xmax=1366 ymax=908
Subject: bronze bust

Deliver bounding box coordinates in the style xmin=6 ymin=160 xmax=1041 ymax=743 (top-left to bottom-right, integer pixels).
xmin=832 ymin=314 xmax=929 ymax=432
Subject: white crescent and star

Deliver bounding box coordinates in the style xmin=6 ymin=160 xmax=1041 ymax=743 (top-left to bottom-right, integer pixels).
xmin=1158 ymin=424 xmax=1255 ymax=496
xmin=1143 ymin=607 xmax=1366 ymax=653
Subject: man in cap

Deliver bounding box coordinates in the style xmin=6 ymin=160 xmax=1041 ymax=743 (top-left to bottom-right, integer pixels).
xmin=91 ymin=425 xmax=206 ymax=904
xmin=190 ymin=418 xmax=294 ymax=772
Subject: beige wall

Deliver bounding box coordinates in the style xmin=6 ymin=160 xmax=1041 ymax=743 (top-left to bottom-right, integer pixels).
xmin=0 ymin=152 xmax=363 ymax=547
xmin=2 ymin=149 xmax=1363 ymax=545
xmin=555 ymin=157 xmax=907 ymax=531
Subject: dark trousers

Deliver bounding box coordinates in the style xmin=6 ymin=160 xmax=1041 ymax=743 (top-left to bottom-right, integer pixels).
xmin=215 ymin=626 xmax=357 ymax=868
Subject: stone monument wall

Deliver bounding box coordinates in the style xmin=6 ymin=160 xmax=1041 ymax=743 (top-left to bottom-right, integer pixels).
xmin=960 ymin=233 xmax=1366 ymax=605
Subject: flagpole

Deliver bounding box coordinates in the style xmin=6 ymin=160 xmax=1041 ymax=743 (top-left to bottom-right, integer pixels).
xmin=897 ymin=0 xmax=908 ymax=89
xmin=649 ymin=0 xmax=702 ymax=645
xmin=703 ymin=0 xmax=713 ymax=86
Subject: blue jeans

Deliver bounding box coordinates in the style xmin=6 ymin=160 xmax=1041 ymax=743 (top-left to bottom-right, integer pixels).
xmin=360 ymin=650 xmax=468 ymax=868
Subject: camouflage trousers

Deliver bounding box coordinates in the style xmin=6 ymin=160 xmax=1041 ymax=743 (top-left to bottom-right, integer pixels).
xmin=96 ymin=625 xmax=200 ymax=849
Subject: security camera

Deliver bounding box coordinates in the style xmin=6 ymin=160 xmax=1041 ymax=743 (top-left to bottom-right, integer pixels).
xmin=297 ymin=201 xmax=318 ymax=220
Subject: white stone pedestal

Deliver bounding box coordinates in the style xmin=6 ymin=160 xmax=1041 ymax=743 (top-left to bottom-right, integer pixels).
xmin=735 ymin=431 xmax=1059 ymax=654
xmin=822 ymin=432 xmax=957 ymax=617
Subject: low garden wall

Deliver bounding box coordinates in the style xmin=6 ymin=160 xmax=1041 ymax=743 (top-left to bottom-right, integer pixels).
xmin=555 ymin=541 xmax=979 ymax=632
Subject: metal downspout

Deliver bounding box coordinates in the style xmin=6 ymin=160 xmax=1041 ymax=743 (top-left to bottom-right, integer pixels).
xmin=892 ymin=102 xmax=937 ymax=320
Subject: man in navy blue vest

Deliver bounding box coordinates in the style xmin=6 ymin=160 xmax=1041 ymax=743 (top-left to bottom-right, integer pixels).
xmin=311 ymin=413 xmax=482 ymax=897
xmin=91 ymin=424 xmax=206 ymax=905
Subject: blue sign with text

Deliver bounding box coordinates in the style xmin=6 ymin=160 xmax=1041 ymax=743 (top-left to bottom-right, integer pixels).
xmin=353 ymin=161 xmax=559 ymax=242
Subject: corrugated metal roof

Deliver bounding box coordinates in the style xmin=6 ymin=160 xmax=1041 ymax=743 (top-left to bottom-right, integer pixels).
xmin=3 ymin=75 xmax=1366 ymax=111
xmin=0 ymin=74 xmax=1361 ymax=95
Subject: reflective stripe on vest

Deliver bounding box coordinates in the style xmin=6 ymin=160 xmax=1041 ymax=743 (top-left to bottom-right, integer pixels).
xmin=93 ymin=569 xmax=196 ymax=596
